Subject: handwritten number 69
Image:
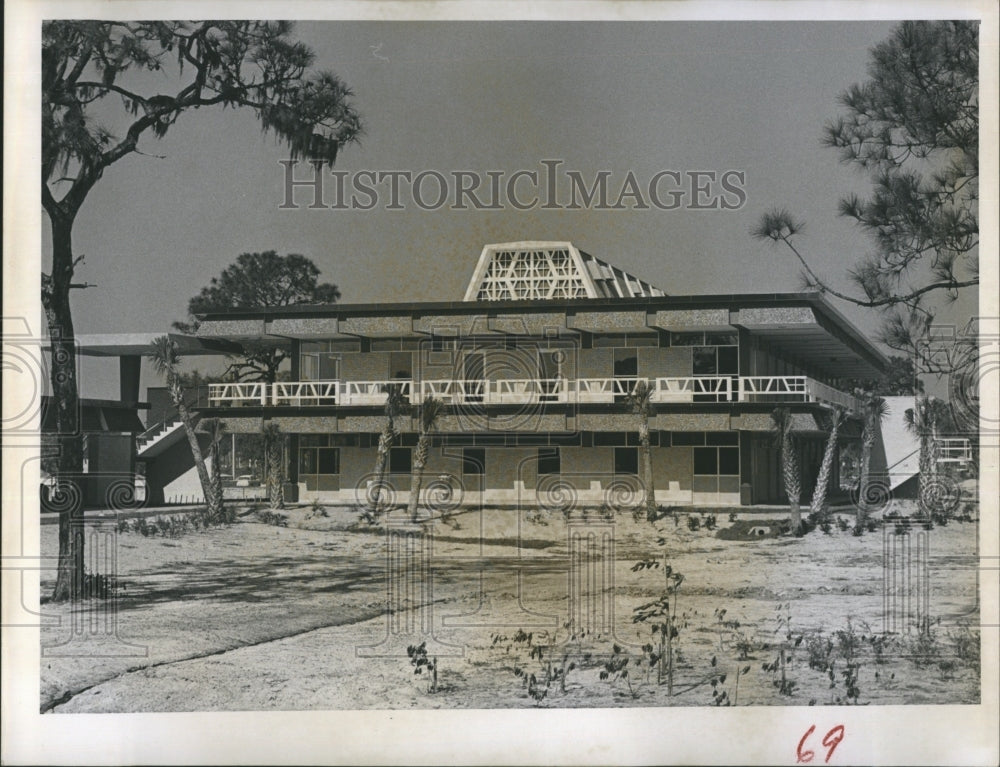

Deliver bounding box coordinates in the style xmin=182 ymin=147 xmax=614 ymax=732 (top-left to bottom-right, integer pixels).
xmin=797 ymin=724 xmax=845 ymax=763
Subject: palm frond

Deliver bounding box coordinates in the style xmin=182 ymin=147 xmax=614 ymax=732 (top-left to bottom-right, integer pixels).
xmin=149 ymin=335 xmax=179 ymax=379
xmin=419 ymin=397 xmax=444 ymax=433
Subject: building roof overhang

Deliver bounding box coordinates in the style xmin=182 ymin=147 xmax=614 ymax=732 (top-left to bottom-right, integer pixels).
xmin=71 ymin=333 xmax=243 ymax=357
xmin=194 ymin=292 xmax=889 ymax=380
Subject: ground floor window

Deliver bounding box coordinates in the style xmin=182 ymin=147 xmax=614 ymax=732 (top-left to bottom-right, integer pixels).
xmin=614 ymin=447 xmax=639 ymax=475
xmin=463 ymin=448 xmax=485 ymax=475
xmin=538 ymin=447 xmax=560 ymax=475
xmin=299 ymin=435 xmax=340 ymax=491
xmin=217 ymin=433 xmax=267 ymax=486
xmin=693 ymin=444 xmax=740 ymax=494
xmin=389 ymin=446 xmax=412 ymax=474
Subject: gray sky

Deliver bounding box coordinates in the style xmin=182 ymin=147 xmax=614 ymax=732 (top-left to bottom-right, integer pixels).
xmin=52 ymin=20 xmax=976 ymax=397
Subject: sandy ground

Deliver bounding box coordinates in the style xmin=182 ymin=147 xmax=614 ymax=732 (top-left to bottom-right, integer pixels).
xmin=40 ymin=503 xmax=981 ymax=712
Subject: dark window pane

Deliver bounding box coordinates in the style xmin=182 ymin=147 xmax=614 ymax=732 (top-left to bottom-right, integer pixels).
xmin=594 ymin=431 xmax=627 ymax=446
xmin=692 ymin=347 xmax=717 ymax=375
xmin=390 ymin=351 xmax=413 ymax=378
xmin=672 ymin=332 xmax=705 ymax=346
xmin=717 ymin=346 xmax=739 ymax=374
xmin=614 ymin=447 xmax=639 ymax=475
xmin=317 ymin=448 xmax=340 ymax=475
xmin=706 ymin=332 xmax=738 ymax=346
xmin=593 ymin=334 xmax=627 ymax=348
xmin=613 ymin=348 xmax=638 ymax=377
xmin=463 ymin=448 xmax=485 ymax=475
xmin=671 ymin=432 xmax=705 ymax=446
xmin=705 ymin=431 xmax=740 ymax=446
xmin=299 ymin=448 xmax=316 ymax=475
xmin=318 ymin=354 xmax=340 ymax=380
xmin=693 ymin=447 xmax=718 ymax=475
xmin=719 ymin=447 xmax=740 ymax=475
xmin=389 ymin=447 xmax=412 ymax=473
xmin=538 ymin=448 xmax=560 ymax=475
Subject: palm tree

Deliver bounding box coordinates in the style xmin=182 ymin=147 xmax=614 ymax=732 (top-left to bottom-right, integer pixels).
xmin=370 ymin=383 xmax=409 ymax=515
xmin=625 ymin=379 xmax=657 ymax=521
xmin=408 ymin=397 xmax=444 ymax=521
xmin=905 ymin=396 xmax=950 ymax=518
xmin=856 ymin=394 xmax=889 ymax=529
xmin=810 ymin=407 xmax=847 ymax=519
xmin=771 ymin=407 xmax=802 ymax=533
xmin=261 ymin=423 xmax=285 ymax=510
xmin=150 ymin=336 xmax=222 ymax=518
xmin=205 ymin=418 xmax=228 ymax=517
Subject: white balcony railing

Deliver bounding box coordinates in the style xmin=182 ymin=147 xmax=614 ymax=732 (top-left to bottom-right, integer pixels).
xmin=340 ymin=380 xmax=413 ymax=407
xmin=653 ymin=376 xmax=732 ymax=403
xmin=569 ymin=377 xmax=640 ymax=403
xmin=937 ymin=437 xmax=973 ymax=463
xmin=270 ymin=381 xmax=339 ymax=407
xmin=738 ymin=376 xmax=862 ymax=411
xmin=208 ymin=382 xmax=268 ymax=406
xmin=487 ymin=378 xmax=569 ymax=404
xmin=204 ymin=375 xmax=861 ymax=412
xmin=418 ymin=379 xmax=486 ymax=405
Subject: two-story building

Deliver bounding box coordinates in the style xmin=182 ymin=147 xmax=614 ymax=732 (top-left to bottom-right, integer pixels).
xmin=185 ymin=241 xmax=887 ymax=509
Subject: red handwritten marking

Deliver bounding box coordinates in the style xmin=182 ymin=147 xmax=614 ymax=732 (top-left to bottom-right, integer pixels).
xmin=797 ymin=724 xmax=846 ymax=764
xmin=822 ymin=725 xmax=846 ymax=763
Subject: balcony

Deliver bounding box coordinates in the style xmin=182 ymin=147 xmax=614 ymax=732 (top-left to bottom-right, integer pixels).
xmin=203 ymin=375 xmax=861 ymax=412
xmin=738 ymin=376 xmax=862 ymax=411
xmin=937 ymin=437 xmax=973 ymax=464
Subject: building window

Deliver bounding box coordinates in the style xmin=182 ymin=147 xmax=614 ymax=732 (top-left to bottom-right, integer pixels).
xmin=463 ymin=448 xmax=485 ymax=475
xmin=538 ymin=448 xmax=560 ymax=475
xmin=389 ymin=447 xmax=412 ymax=473
xmin=299 ymin=341 xmax=340 ymax=381
xmin=692 ymin=445 xmax=740 ymax=495
xmin=613 ymin=347 xmax=638 ymax=377
xmin=389 ymin=351 xmax=413 ymax=379
xmin=298 ymin=435 xmax=340 ymax=492
xmin=614 ymin=447 xmax=639 ymax=475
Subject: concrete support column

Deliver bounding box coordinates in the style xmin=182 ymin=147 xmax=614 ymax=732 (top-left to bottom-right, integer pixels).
xmin=119 ymin=355 xmax=141 ymax=404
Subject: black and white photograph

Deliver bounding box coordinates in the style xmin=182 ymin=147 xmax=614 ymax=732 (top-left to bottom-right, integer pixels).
xmin=2 ymin=1 xmax=998 ymax=764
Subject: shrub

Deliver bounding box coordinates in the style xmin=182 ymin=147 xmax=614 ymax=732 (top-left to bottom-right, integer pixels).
xmin=407 ymin=642 xmax=439 ymax=694
xmin=256 ymin=510 xmax=289 ymax=527
xmin=948 ymin=623 xmax=980 ymax=672
xmin=686 ymin=515 xmax=701 ymax=532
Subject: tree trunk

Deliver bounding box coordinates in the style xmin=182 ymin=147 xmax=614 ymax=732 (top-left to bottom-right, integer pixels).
xmin=268 ymin=439 xmax=285 ymax=510
xmin=44 ymin=212 xmax=85 ymax=603
xmin=810 ymin=415 xmax=841 ymax=518
xmin=917 ymin=432 xmax=939 ymax=518
xmin=371 ymin=423 xmax=394 ymax=513
xmin=639 ymin=418 xmax=657 ymax=521
xmin=174 ymin=393 xmax=217 ymax=515
xmin=856 ymin=425 xmax=876 ymax=529
xmin=408 ymin=436 xmax=430 ymax=521
xmin=210 ymin=439 xmax=224 ymax=513
xmin=781 ymin=430 xmax=801 ymax=533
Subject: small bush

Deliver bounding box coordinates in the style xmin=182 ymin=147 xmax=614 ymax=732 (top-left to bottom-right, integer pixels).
xmin=256 ymin=510 xmax=289 ymax=527
xmin=686 ymin=515 xmax=701 ymax=532
xmin=407 ymin=642 xmax=439 ymax=694
xmin=702 ymin=513 xmax=717 ymax=531
xmin=948 ymin=623 xmax=980 ymax=672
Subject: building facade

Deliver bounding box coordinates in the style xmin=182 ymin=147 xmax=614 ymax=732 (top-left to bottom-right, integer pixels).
xmin=187 ymin=242 xmax=888 ymax=509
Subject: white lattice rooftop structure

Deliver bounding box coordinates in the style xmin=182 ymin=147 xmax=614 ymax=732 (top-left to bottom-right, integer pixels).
xmin=463 ymin=241 xmax=666 ymax=301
